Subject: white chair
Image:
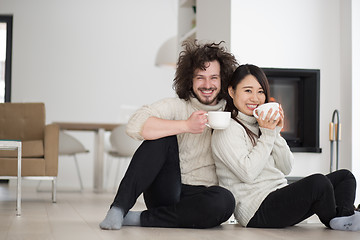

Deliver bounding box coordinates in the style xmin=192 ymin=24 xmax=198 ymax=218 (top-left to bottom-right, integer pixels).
xmin=105 ymin=125 xmax=142 ymax=191
xmin=58 ymin=131 xmax=89 ymax=191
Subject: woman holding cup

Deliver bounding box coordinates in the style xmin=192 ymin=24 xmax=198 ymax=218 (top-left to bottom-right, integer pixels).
xmin=211 ymin=64 xmax=359 ymax=231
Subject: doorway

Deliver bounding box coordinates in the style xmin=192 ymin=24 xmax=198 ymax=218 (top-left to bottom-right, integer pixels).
xmin=0 ymin=15 xmax=13 ymax=103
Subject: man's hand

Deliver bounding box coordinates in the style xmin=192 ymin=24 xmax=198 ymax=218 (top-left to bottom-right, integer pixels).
xmin=185 ymin=111 xmax=208 ymax=134
xmin=141 ymin=111 xmax=208 ymax=140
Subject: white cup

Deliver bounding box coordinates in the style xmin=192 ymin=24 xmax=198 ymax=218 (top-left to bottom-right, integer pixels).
xmin=205 ymin=111 xmax=231 ymax=129
xmin=253 ymin=102 xmax=280 ymax=120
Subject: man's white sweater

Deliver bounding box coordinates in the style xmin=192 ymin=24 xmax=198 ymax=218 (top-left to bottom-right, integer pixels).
xmin=126 ymin=97 xmax=226 ymax=186
xmin=212 ymin=111 xmax=294 ymax=226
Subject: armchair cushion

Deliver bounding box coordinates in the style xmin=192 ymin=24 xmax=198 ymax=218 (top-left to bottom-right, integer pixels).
xmin=0 ymin=140 xmax=44 ymax=158
xmin=0 ymin=158 xmax=45 ymax=176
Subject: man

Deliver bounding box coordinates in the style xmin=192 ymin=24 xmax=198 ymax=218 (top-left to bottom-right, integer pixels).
xmin=100 ymin=40 xmax=238 ymax=230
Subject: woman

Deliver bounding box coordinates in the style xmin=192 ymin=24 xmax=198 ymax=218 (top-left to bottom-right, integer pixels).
xmin=211 ymin=64 xmax=359 ymax=231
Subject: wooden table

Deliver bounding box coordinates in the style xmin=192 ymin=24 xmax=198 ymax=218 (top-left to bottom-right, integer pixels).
xmin=54 ymin=122 xmax=120 ymax=193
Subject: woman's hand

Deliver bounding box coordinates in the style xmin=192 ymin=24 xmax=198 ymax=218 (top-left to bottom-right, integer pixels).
xmin=276 ymin=105 xmax=285 ymax=129
xmin=257 ymin=105 xmax=284 ymax=130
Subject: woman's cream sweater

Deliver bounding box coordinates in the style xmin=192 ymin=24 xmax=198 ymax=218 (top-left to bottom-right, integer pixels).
xmin=211 ymin=111 xmax=294 ymax=226
xmin=126 ymin=97 xmax=226 ymax=186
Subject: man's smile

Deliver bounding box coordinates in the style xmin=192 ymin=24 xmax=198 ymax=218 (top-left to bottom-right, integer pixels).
xmin=199 ymin=88 xmax=216 ymax=96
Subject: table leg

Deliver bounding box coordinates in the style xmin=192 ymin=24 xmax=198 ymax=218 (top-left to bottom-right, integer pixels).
xmin=17 ymin=142 xmax=22 ymax=216
xmin=93 ymin=128 xmax=105 ymax=193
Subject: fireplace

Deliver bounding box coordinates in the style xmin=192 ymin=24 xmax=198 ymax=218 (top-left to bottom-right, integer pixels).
xmin=262 ymin=68 xmax=322 ymax=153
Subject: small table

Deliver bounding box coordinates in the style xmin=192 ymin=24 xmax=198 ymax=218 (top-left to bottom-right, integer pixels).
xmin=53 ymin=122 xmax=120 ymax=193
xmin=0 ymin=140 xmax=22 ymax=216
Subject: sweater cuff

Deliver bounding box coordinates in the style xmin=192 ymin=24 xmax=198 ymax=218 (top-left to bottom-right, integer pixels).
xmin=259 ymin=127 xmax=277 ymax=142
xmin=275 ymin=126 xmax=282 ymax=135
xmin=126 ymin=113 xmax=151 ymax=141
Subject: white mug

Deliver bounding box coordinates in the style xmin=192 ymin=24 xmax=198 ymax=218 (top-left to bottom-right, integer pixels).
xmin=253 ymin=102 xmax=280 ymax=120
xmin=205 ymin=111 xmax=231 ymax=129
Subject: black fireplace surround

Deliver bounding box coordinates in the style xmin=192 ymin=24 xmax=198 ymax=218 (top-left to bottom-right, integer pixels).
xmin=262 ymin=68 xmax=322 ymax=153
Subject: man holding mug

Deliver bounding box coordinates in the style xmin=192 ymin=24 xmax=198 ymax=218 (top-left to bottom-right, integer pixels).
xmin=100 ymin=40 xmax=238 ymax=230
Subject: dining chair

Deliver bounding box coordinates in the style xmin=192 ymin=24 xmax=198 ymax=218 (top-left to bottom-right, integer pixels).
xmin=58 ymin=131 xmax=89 ymax=191
xmin=105 ymin=125 xmax=141 ymax=191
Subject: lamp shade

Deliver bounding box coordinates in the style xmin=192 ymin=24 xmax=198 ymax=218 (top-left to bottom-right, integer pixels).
xmin=155 ymin=36 xmax=177 ymax=67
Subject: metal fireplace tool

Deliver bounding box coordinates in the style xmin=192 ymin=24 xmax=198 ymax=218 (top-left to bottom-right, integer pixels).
xmin=329 ymin=109 xmax=341 ymax=173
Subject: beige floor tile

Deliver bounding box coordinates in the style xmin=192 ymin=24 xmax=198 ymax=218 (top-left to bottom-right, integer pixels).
xmin=1 ymin=183 xmax=360 ymax=240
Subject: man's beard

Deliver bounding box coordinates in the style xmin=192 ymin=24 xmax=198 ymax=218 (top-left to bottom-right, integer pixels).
xmin=193 ymin=88 xmax=219 ymax=105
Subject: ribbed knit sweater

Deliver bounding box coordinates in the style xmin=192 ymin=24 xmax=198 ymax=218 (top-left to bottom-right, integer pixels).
xmin=211 ymin=111 xmax=294 ymax=226
xmin=126 ymin=97 xmax=226 ymax=186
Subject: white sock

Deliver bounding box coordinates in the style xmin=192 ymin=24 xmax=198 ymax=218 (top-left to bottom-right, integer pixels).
xmin=330 ymin=211 xmax=360 ymax=231
xmin=123 ymin=211 xmax=141 ymax=226
xmin=99 ymin=206 xmax=124 ymax=230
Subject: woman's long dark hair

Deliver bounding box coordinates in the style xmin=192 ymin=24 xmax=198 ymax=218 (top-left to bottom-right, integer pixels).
xmin=224 ymin=64 xmax=271 ymax=145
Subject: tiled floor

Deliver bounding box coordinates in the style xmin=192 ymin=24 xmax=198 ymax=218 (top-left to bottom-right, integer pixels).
xmin=1 ymin=182 xmax=359 ymax=240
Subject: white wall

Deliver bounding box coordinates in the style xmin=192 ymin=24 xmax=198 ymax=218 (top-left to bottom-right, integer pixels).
xmin=231 ymin=0 xmax=341 ymax=175
xmin=0 ymin=0 xmax=177 ymax=189
xmin=1 ymin=0 xmax=359 ymax=202
xmin=231 ymin=0 xmax=359 ymax=202
xmin=351 ymin=0 xmax=360 ymax=203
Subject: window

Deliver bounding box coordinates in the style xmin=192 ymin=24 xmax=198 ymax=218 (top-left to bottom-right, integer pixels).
xmin=0 ymin=15 xmax=13 ymax=103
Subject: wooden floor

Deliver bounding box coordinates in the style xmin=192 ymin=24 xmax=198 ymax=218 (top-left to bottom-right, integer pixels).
xmin=1 ymin=182 xmax=359 ymax=240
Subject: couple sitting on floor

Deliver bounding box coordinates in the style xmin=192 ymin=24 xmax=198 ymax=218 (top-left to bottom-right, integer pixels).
xmin=100 ymin=40 xmax=360 ymax=232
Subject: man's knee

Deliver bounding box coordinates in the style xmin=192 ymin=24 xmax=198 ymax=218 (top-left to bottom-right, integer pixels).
xmin=147 ymin=135 xmax=177 ymax=144
xmin=141 ymin=135 xmax=178 ymax=152
xmin=207 ymin=186 xmax=235 ymax=221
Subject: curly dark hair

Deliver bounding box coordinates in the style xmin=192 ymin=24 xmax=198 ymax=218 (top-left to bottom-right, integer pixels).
xmin=173 ymin=40 xmax=238 ymax=101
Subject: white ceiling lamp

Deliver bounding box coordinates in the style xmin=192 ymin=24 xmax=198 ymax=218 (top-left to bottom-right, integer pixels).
xmin=155 ymin=36 xmax=177 ymax=67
